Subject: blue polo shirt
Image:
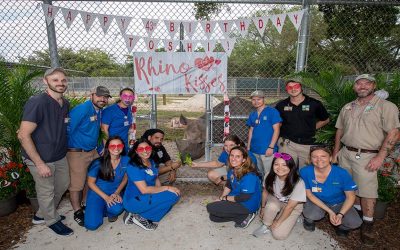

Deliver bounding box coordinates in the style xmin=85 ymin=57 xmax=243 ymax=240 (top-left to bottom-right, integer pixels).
xmin=300 ymin=165 xmax=357 ymax=205
xmin=246 ymin=107 xmax=282 ymax=154
xmin=218 ymin=150 xmax=258 ymax=169
xmin=102 ymin=103 xmax=133 ymax=150
xmin=87 ymin=156 xmax=129 ymax=194
xmin=124 ymin=160 xmax=158 ymax=199
xmin=67 ymin=100 xmax=101 ymax=151
xmin=227 ymin=169 xmax=261 ymax=213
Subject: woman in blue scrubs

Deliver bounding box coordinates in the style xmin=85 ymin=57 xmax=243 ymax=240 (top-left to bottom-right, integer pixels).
xmin=84 ymin=136 xmax=128 ymax=230
xmin=123 ymin=138 xmax=180 ymax=231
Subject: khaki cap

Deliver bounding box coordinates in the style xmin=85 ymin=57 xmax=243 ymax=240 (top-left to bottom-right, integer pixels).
xmin=250 ymin=90 xmax=265 ymax=98
xmin=44 ymin=67 xmax=66 ymax=78
xmin=355 ymin=74 xmax=376 ymax=83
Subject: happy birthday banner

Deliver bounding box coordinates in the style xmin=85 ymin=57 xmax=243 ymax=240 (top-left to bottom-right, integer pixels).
xmin=133 ymin=52 xmax=227 ymax=94
xmin=42 ymin=4 xmax=304 ymax=55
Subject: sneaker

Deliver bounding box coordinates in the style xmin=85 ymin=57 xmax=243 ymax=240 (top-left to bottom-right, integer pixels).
xmin=235 ymin=213 xmax=255 ymax=229
xmin=131 ymin=214 xmax=158 ymax=231
xmin=32 ymin=215 xmax=66 ymax=225
xmin=74 ymin=209 xmax=85 ymax=227
xmin=108 ymin=216 xmax=118 ymax=223
xmin=303 ymin=219 xmax=315 ymax=232
xmin=123 ymin=212 xmax=133 ymax=225
xmin=48 ymin=221 xmax=73 ymax=236
xmin=252 ymin=224 xmax=270 ymax=237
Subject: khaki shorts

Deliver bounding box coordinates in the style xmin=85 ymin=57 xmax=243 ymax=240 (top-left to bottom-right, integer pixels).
xmin=67 ymin=150 xmax=99 ymax=191
xmin=338 ymin=147 xmax=378 ymax=198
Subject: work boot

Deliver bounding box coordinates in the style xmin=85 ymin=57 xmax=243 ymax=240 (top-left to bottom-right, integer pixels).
xmin=360 ymin=220 xmax=375 ymax=246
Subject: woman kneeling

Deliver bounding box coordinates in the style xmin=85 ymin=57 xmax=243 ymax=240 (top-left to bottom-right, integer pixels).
xmin=207 ymin=146 xmax=261 ymax=228
xmin=123 ymin=138 xmax=180 ymax=231
xmin=253 ymin=152 xmax=306 ymax=239
xmin=300 ymin=146 xmax=362 ymax=237
xmin=84 ymin=136 xmax=128 ymax=230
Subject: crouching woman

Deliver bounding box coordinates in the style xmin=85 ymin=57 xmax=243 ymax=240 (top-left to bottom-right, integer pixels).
xmin=207 ymin=146 xmax=261 ymax=228
xmin=252 ymin=152 xmax=306 ymax=239
xmin=84 ymin=136 xmax=128 ymax=230
xmin=300 ymin=146 xmax=362 ymax=237
xmin=123 ymin=138 xmax=180 ymax=231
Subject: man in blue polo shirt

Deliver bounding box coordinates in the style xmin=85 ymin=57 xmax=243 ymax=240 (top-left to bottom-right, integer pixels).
xmin=67 ymin=86 xmax=111 ymax=226
xmin=246 ymin=90 xmax=282 ymax=179
xmin=101 ymin=87 xmax=135 ymax=151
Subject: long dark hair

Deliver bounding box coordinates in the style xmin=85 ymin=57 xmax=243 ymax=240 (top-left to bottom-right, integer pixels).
xmin=265 ymin=153 xmax=299 ymax=197
xmin=228 ymin=146 xmax=257 ymax=180
xmin=128 ymin=138 xmax=153 ymax=169
xmin=98 ymin=136 xmax=125 ymax=181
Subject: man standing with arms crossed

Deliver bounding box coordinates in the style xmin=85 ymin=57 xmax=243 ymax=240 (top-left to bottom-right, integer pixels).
xmin=276 ymin=77 xmax=330 ymax=168
xmin=18 ymin=68 xmax=73 ymax=236
xmin=67 ymin=86 xmax=111 ymax=226
xmin=333 ymin=74 xmax=399 ymax=246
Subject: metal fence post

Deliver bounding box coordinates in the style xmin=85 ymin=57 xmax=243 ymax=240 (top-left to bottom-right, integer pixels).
xmin=43 ymin=0 xmax=60 ymax=67
xmin=150 ymin=94 xmax=157 ymax=128
xmin=205 ymin=94 xmax=212 ymax=161
xmin=295 ymin=0 xmax=310 ymax=72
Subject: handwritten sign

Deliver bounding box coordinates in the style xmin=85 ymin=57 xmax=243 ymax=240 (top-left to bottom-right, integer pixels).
xmin=133 ymin=52 xmax=227 ymax=94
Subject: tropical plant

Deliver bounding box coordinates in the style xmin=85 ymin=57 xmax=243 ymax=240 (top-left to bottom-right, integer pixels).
xmin=0 ymin=161 xmax=23 ymax=200
xmin=377 ymin=170 xmax=398 ymax=203
xmin=18 ymin=165 xmax=36 ymax=198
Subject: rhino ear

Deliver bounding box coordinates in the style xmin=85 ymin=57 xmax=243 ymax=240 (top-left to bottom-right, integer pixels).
xmin=180 ymin=114 xmax=188 ymax=125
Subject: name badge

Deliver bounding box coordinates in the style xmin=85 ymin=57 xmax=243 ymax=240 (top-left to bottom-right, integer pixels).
xmin=284 ymin=106 xmax=292 ymax=111
xmin=90 ymin=115 xmax=97 ymax=122
xmin=312 ymin=187 xmax=322 ymax=193
xmin=255 ymin=119 xmax=259 ymax=124
xmin=124 ymin=121 xmax=129 ymax=126
xmin=64 ymin=117 xmax=70 ymax=123
xmin=302 ymin=105 xmax=310 ymax=111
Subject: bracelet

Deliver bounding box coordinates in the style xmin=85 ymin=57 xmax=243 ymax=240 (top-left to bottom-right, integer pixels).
xmin=262 ymin=206 xmax=265 ymax=208
xmin=268 ymin=146 xmax=274 ymax=149
xmin=338 ymin=212 xmax=344 ymax=217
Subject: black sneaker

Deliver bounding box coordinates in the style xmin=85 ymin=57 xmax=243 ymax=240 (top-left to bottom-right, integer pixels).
xmin=131 ymin=214 xmax=158 ymax=231
xmin=335 ymin=227 xmax=349 ymax=238
xmin=235 ymin=213 xmax=255 ymax=229
xmin=303 ymin=219 xmax=315 ymax=232
xmin=123 ymin=212 xmax=133 ymax=225
xmin=32 ymin=215 xmax=66 ymax=225
xmin=74 ymin=209 xmax=84 ymax=227
xmin=108 ymin=216 xmax=118 ymax=223
xmin=48 ymin=221 xmax=73 ymax=236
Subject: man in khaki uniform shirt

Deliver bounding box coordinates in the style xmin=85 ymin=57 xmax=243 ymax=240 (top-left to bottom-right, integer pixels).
xmin=333 ymin=74 xmax=399 ymax=246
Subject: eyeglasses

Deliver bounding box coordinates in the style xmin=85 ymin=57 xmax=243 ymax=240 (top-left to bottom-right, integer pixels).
xmin=285 ymin=83 xmax=301 ymax=92
xmin=136 ymin=146 xmax=152 ymax=153
xmin=121 ymin=94 xmax=135 ymax=100
xmin=108 ymin=144 xmax=124 ymax=150
xmin=273 ymin=152 xmax=292 ymax=161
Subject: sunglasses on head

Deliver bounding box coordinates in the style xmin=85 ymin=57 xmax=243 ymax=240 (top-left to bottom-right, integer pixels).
xmin=273 ymin=152 xmax=292 ymax=161
xmin=285 ymin=83 xmax=301 ymax=91
xmin=108 ymin=144 xmax=124 ymax=150
xmin=121 ymin=94 xmax=135 ymax=100
xmin=136 ymin=146 xmax=152 ymax=153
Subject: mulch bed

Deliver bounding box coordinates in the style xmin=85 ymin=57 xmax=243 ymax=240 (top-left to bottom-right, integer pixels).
xmin=1 ymin=184 xmax=398 ymax=250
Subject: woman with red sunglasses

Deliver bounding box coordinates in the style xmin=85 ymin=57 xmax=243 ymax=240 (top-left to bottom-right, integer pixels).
xmin=252 ymin=152 xmax=306 ymax=239
xmin=123 ymin=138 xmax=180 ymax=231
xmin=84 ymin=136 xmax=129 ymax=230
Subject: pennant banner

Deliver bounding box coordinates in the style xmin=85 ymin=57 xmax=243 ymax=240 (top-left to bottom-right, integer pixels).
xmin=42 ymin=4 xmax=59 ymax=25
xmin=61 ymin=7 xmax=78 ymax=28
xmin=115 ymin=16 xmax=132 ymax=34
xmin=134 ymin=52 xmax=227 ymax=94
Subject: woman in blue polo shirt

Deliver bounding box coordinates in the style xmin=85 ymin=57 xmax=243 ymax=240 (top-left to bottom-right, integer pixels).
xmin=300 ymin=146 xmax=362 ymax=237
xmin=192 ymin=135 xmax=258 ymax=185
xmin=123 ymin=138 xmax=180 ymax=231
xmin=207 ymin=146 xmax=261 ymax=228
xmin=84 ymin=136 xmax=128 ymax=231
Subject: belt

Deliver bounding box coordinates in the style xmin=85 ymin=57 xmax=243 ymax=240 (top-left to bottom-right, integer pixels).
xmin=284 ymin=137 xmax=315 ymax=145
xmin=345 ymin=146 xmax=379 ymax=154
xmin=68 ymin=148 xmax=94 ymax=153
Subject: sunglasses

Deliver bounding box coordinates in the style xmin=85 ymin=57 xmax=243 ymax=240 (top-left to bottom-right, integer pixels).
xmin=273 ymin=152 xmax=292 ymax=161
xmin=121 ymin=94 xmax=135 ymax=100
xmin=136 ymin=146 xmax=152 ymax=153
xmin=108 ymin=144 xmax=124 ymax=150
xmin=285 ymin=83 xmax=301 ymax=91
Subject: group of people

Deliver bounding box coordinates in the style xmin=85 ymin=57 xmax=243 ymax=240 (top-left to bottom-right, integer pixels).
xmin=17 ymin=68 xmax=399 ymax=246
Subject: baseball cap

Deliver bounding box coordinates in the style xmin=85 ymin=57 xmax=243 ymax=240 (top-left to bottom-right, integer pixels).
xmin=44 ymin=67 xmax=66 ymax=78
xmin=355 ymin=74 xmax=376 ymax=83
xmin=250 ymin=90 xmax=265 ymax=98
xmin=284 ymin=76 xmax=303 ymax=85
xmin=94 ymin=86 xmax=111 ymax=98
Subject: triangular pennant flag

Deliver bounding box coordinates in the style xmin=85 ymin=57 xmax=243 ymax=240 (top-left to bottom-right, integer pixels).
xmin=200 ymin=40 xmax=216 ymax=54
xmin=98 ymin=14 xmax=114 ymax=34
xmin=221 ymin=38 xmax=236 ymax=57
xmin=142 ymin=18 xmax=159 ymax=37
xmin=201 ymin=21 xmax=216 ymax=39
xmin=181 ymin=21 xmax=197 ymax=40
xmin=181 ymin=40 xmax=194 ymax=52
xmin=143 ymin=38 xmax=160 ymax=52
xmin=164 ymin=20 xmax=180 ymax=39
xmin=124 ymin=35 xmax=140 ymax=54
xmin=287 ymin=10 xmax=304 ymax=31
xmin=163 ymin=39 xmax=180 ymax=52
xmin=218 ymin=20 xmax=234 ymax=38
xmin=115 ymin=16 xmax=132 ymax=34
xmin=61 ymin=7 xmax=78 ymax=28
xmin=42 ymin=4 xmax=59 ymax=25
xmin=252 ymin=16 xmax=269 ymax=37
xmin=80 ymin=11 xmax=97 ymax=32
xmin=270 ymin=13 xmax=287 ymax=34
xmin=234 ymin=19 xmax=251 ymax=37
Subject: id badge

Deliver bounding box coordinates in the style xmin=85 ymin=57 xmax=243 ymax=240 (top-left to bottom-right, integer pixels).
xmin=90 ymin=115 xmax=97 ymax=122
xmin=312 ymin=187 xmax=321 ymax=193
xmin=255 ymin=119 xmax=259 ymax=124
xmin=124 ymin=121 xmax=129 ymax=126
xmin=64 ymin=117 xmax=70 ymax=123
xmin=284 ymin=106 xmax=292 ymax=111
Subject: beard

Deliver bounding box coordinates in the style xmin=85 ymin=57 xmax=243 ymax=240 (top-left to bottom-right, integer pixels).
xmin=93 ymin=100 xmax=106 ymax=109
xmin=48 ymin=84 xmax=67 ymax=94
xmin=356 ymin=88 xmax=374 ymax=98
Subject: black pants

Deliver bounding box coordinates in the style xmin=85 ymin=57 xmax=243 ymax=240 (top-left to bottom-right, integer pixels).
xmin=206 ymin=201 xmax=250 ymax=224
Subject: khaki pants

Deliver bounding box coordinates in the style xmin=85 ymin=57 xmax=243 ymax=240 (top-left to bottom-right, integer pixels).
xmin=262 ymin=195 xmax=303 ymax=240
xmin=278 ymin=137 xmax=312 ymax=169
xmin=67 ymin=150 xmax=99 ymax=191
xmin=24 ymin=157 xmax=70 ymax=226
xmin=253 ymin=154 xmax=273 ymax=181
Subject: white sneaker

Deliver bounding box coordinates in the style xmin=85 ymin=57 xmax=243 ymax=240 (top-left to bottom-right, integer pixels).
xmin=252 ymin=224 xmax=270 ymax=237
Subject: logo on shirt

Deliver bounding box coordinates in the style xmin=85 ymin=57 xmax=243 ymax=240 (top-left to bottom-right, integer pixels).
xmin=302 ymin=105 xmax=310 ymax=111
xmin=263 ymin=116 xmax=267 ymax=121
xmin=157 ymin=150 xmax=163 ymax=158
xmin=351 ymin=185 xmax=357 ymax=189
xmin=145 ymin=169 xmax=154 ymax=176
